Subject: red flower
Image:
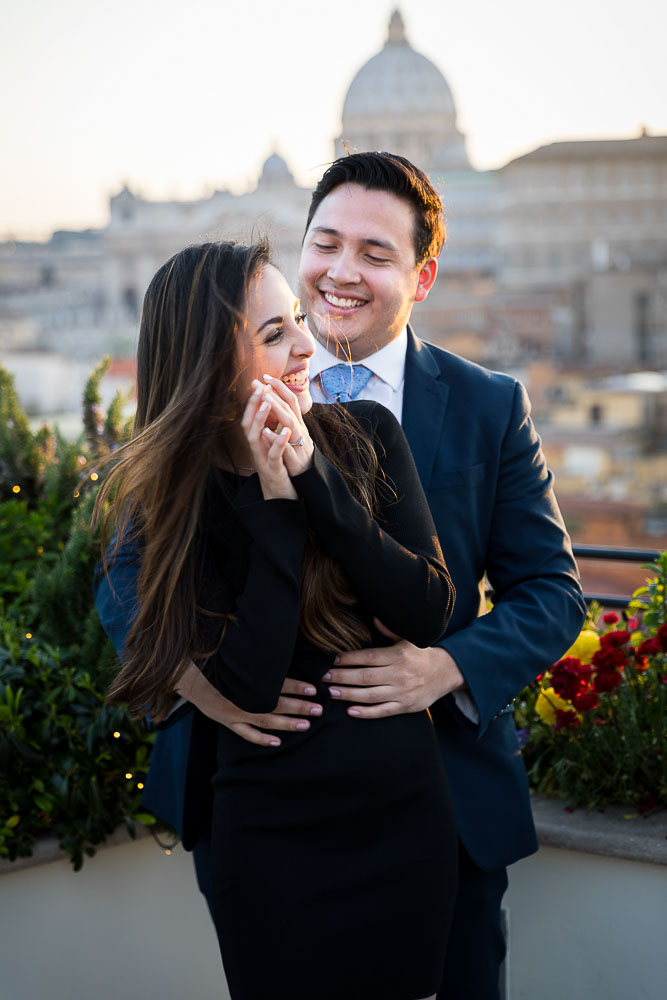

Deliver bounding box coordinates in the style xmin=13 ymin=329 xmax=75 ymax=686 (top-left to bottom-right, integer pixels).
xmin=593 ymin=669 xmax=623 ymax=693
xmin=600 ymin=630 xmax=631 ymax=649
xmin=603 ymin=612 xmax=619 ymax=625
xmin=572 ymin=690 xmax=599 ymax=713
xmin=553 ymin=709 xmax=581 ymax=731
xmin=635 ymin=637 xmax=659 ymax=670
xmin=592 ymin=646 xmax=626 ymax=671
xmin=657 ymin=623 xmax=667 ymax=653
xmin=626 ymin=616 xmax=639 ymax=631
xmin=551 ymin=656 xmax=591 ymax=701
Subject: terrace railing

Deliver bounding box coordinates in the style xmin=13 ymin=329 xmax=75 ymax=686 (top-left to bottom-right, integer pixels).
xmin=572 ymin=543 xmax=661 ymax=608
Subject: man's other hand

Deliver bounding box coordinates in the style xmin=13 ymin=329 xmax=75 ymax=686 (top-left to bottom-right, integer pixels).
xmin=321 ymin=618 xmax=465 ymax=719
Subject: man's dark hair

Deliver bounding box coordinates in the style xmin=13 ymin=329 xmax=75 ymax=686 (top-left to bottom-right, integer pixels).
xmin=304 ymin=151 xmax=446 ymax=265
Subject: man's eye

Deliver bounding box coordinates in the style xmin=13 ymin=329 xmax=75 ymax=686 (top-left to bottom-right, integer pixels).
xmin=314 ymin=243 xmax=336 ymax=252
xmin=367 ymin=255 xmax=389 ymax=264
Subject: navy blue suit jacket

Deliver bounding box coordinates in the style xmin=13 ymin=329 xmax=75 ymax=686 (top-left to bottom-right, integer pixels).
xmin=95 ymin=330 xmax=586 ymax=869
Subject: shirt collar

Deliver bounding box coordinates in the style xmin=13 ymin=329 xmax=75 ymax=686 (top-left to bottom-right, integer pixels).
xmin=310 ymin=327 xmax=408 ymax=392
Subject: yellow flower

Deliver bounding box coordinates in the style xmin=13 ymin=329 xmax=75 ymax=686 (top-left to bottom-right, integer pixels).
xmin=536 ymin=687 xmax=571 ymax=726
xmin=563 ymin=629 xmax=600 ymax=665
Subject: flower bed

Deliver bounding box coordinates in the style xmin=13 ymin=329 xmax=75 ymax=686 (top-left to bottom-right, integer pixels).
xmin=514 ymin=552 xmax=667 ymax=810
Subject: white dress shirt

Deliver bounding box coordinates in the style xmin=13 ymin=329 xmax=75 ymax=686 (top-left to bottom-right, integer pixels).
xmin=309 ymin=327 xmax=478 ymax=723
xmin=309 ymin=328 xmax=408 ymax=421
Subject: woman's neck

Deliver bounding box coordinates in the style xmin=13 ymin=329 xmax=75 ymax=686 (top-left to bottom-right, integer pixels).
xmin=216 ymin=429 xmax=256 ymax=474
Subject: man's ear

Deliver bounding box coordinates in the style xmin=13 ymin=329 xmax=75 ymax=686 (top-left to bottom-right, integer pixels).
xmin=414 ymin=258 xmax=438 ymax=303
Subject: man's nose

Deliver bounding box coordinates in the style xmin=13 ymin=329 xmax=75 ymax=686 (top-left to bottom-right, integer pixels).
xmin=326 ymin=248 xmax=360 ymax=285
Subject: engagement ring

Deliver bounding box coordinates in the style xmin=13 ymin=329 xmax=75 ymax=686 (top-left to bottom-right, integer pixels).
xmin=291 ymin=437 xmax=305 ymax=447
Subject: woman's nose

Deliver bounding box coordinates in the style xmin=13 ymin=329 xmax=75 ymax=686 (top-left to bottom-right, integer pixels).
xmin=297 ymin=324 xmax=316 ymax=358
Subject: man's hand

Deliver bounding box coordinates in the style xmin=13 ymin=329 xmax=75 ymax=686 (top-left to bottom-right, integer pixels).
xmin=176 ymin=665 xmax=321 ymax=747
xmin=322 ymin=618 xmax=466 ymax=719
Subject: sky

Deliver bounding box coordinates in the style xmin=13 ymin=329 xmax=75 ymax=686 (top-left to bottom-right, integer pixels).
xmin=2 ymin=0 xmax=666 ymax=240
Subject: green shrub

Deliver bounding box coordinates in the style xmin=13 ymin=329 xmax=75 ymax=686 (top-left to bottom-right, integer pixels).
xmin=0 ymin=361 xmax=161 ymax=870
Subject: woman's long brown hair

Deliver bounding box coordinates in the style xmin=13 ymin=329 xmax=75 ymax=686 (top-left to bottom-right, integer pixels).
xmin=94 ymin=241 xmax=381 ymax=721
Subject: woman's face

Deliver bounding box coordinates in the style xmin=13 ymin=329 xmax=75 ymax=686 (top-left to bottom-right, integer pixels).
xmin=239 ymin=264 xmax=315 ymax=414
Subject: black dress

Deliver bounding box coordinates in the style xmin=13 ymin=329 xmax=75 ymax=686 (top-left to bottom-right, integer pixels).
xmin=200 ymin=402 xmax=457 ymax=1000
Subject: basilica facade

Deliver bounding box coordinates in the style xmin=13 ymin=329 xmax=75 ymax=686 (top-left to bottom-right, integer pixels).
xmin=1 ymin=7 xmax=666 ymax=401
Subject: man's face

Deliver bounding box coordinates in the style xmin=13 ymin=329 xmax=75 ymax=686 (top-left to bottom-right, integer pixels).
xmin=299 ymin=183 xmax=437 ymax=361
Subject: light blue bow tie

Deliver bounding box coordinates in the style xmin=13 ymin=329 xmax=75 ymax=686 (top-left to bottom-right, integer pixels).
xmin=319 ymin=364 xmax=373 ymax=402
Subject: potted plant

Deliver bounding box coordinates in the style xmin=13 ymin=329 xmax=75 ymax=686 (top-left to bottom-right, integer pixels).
xmin=0 ymin=362 xmax=160 ymax=870
xmin=514 ymin=552 xmax=667 ymax=811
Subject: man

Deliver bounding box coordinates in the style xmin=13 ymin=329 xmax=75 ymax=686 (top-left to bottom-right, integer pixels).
xmin=96 ymin=152 xmax=586 ymax=998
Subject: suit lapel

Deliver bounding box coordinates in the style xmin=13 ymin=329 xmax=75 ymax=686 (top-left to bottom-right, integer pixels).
xmin=402 ymin=328 xmax=450 ymax=488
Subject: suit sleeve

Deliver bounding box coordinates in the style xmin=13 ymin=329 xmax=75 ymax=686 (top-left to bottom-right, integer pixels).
xmin=290 ymin=403 xmax=454 ymax=647
xmin=439 ymin=381 xmax=587 ymax=737
xmin=93 ymin=534 xmax=140 ymax=657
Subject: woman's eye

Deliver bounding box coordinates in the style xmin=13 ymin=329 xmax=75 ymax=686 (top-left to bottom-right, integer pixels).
xmin=295 ymin=312 xmax=307 ymax=326
xmin=264 ymin=329 xmax=283 ymax=345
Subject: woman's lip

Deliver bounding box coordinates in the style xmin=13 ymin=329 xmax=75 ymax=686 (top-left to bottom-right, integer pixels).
xmin=280 ymin=370 xmax=310 ymax=392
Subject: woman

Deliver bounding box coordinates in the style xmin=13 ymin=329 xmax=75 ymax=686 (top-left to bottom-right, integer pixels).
xmin=96 ymin=241 xmax=457 ymax=1000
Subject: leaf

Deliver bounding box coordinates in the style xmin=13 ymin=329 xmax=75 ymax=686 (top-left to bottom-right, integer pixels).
xmin=133 ymin=812 xmax=157 ymax=826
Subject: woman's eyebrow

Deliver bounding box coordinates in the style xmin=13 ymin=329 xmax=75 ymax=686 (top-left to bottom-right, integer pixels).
xmin=256 ymin=315 xmax=283 ymax=334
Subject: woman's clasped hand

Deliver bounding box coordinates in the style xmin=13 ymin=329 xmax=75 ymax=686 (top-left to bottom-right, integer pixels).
xmin=241 ymin=375 xmax=314 ymax=500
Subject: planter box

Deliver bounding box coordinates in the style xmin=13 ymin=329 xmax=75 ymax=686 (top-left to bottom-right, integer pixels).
xmin=505 ymin=797 xmax=667 ymax=1000
xmin=0 ymin=830 xmax=228 ymax=1000
xmin=2 ymin=799 xmax=666 ymax=1000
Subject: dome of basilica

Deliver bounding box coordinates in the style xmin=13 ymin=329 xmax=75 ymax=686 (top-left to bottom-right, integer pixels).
xmin=343 ymin=11 xmax=456 ymax=120
xmin=337 ymin=9 xmax=471 ymax=173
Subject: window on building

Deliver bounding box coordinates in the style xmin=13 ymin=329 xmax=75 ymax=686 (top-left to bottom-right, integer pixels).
xmin=123 ymin=287 xmax=139 ymax=319
xmin=634 ymin=292 xmax=651 ymax=365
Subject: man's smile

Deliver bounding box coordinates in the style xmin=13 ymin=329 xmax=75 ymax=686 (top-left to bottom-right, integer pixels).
xmin=321 ymin=290 xmax=368 ymax=311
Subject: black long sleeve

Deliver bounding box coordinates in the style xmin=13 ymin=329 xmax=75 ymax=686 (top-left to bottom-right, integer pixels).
xmin=291 ymin=401 xmax=454 ymax=646
xmin=199 ymin=485 xmax=308 ymax=714
xmin=200 ymin=402 xmax=454 ymax=712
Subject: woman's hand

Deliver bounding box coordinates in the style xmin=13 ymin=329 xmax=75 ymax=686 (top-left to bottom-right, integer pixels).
xmin=259 ymin=374 xmax=314 ymax=478
xmin=241 ymin=378 xmax=313 ymax=499
xmin=241 ymin=383 xmax=298 ymax=500
xmin=176 ymin=663 xmax=322 ymax=747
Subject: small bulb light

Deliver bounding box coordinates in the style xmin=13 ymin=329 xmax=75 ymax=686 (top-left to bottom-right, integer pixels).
xmin=25 ymin=633 xmax=32 ymax=639
xmin=90 ymin=472 xmax=99 ymax=482
xmin=113 ymin=731 xmax=121 ymax=738
xmin=125 ymin=772 xmax=133 ymax=780
xmin=137 ymin=782 xmax=144 ymax=790
xmin=12 ymin=485 xmax=21 ymax=494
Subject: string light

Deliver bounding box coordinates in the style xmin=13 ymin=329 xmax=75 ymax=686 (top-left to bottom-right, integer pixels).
xmin=77 ymin=455 xmax=87 ymax=466
xmin=73 ymin=490 xmax=80 ymax=498
xmin=125 ymin=772 xmax=133 ymax=780
xmin=112 ymin=731 xmax=120 ymax=738
xmin=12 ymin=485 xmax=20 ymax=494
xmin=90 ymin=472 xmax=99 ymax=482
xmin=137 ymin=782 xmax=144 ymax=790
xmin=25 ymin=633 xmax=32 ymax=639
xmin=165 ymin=849 xmax=172 ymax=856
